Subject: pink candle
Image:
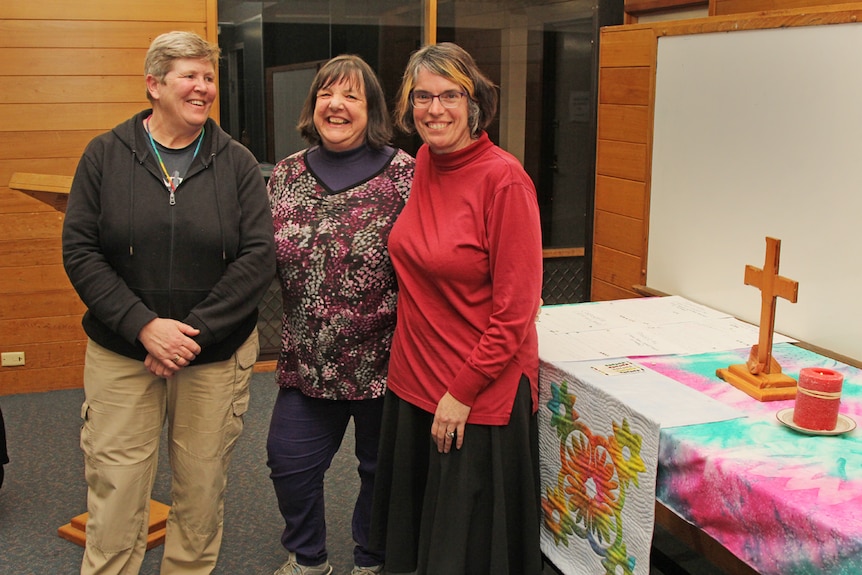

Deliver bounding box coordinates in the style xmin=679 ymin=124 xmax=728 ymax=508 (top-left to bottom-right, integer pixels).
xmin=793 ymin=367 xmax=843 ymax=431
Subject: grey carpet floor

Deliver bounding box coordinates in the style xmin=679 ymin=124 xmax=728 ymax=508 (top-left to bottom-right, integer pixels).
xmin=0 ymin=372 xmax=360 ymax=575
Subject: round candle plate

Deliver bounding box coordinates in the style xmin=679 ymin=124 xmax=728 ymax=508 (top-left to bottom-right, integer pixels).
xmin=776 ymin=408 xmax=857 ymax=436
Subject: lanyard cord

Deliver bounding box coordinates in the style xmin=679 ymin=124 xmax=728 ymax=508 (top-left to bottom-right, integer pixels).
xmin=144 ymin=115 xmax=204 ymax=196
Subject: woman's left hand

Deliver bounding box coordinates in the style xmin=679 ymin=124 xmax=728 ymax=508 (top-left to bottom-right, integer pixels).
xmin=432 ymin=392 xmax=471 ymax=453
xmin=145 ymin=353 xmax=179 ymax=377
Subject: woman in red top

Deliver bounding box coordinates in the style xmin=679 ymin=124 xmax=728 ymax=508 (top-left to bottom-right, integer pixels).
xmin=370 ymin=43 xmax=544 ymax=575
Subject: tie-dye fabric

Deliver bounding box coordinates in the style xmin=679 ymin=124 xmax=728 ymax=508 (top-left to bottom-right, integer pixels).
xmin=639 ymin=343 xmax=862 ymax=575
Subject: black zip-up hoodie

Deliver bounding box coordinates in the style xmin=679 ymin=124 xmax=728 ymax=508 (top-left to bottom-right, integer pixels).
xmin=62 ymin=110 xmax=276 ymax=365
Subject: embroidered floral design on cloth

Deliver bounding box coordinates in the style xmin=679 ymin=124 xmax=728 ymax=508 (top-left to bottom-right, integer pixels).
xmin=542 ymin=376 xmax=649 ymax=575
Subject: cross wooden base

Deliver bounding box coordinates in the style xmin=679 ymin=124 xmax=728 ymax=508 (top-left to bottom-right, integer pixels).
xmin=58 ymin=500 xmax=170 ymax=550
xmin=716 ymin=363 xmax=797 ymax=401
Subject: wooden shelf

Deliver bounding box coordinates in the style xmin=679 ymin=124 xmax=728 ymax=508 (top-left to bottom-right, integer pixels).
xmin=8 ymin=172 xmax=72 ymax=213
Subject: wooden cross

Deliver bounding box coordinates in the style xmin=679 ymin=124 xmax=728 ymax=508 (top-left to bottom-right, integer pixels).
xmin=716 ymin=236 xmax=800 ymax=401
xmin=743 ymin=237 xmax=799 ymax=374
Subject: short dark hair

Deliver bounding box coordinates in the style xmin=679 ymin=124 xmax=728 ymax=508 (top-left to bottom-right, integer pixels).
xmin=393 ymin=42 xmax=498 ymax=138
xmin=297 ymin=55 xmax=393 ymax=149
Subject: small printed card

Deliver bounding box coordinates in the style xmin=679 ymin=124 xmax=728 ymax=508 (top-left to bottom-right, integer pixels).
xmin=590 ymin=360 xmax=645 ymax=376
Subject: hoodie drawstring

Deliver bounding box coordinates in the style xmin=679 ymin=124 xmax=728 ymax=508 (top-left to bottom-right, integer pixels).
xmin=209 ymin=152 xmax=227 ymax=264
xmin=129 ymin=148 xmax=139 ymax=256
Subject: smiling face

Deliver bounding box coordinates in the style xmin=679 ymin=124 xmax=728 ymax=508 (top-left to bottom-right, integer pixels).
xmin=147 ymin=58 xmax=216 ymax=134
xmin=313 ymin=76 xmax=368 ymax=152
xmin=412 ymin=68 xmax=473 ymax=155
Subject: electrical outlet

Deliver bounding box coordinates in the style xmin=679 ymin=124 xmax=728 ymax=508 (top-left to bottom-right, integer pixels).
xmin=1 ymin=352 xmax=25 ymax=366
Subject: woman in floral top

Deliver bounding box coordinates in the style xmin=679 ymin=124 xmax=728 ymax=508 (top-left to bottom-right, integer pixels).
xmin=266 ymin=55 xmax=414 ymax=575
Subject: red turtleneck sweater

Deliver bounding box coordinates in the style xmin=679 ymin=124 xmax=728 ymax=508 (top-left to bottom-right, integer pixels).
xmin=387 ymin=132 xmax=543 ymax=425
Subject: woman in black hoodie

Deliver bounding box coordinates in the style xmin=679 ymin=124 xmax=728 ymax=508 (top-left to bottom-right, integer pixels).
xmin=62 ymin=31 xmax=275 ymax=575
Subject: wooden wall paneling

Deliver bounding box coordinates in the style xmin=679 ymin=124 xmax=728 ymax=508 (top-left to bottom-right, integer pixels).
xmin=710 ymin=0 xmax=848 ymax=16
xmin=597 ymin=104 xmax=650 ymax=143
xmin=593 ymin=211 xmax=644 ymax=255
xmin=626 ymin=0 xmax=708 ymax=17
xmin=205 ymin=0 xmax=220 ymax=120
xmin=0 ymin=315 xmax=87 ymax=393
xmin=0 ymin=0 xmax=214 ymax=395
xmin=649 ymin=5 xmax=862 ymax=35
xmin=599 ymin=67 xmax=653 ymax=105
xmin=0 ymin=131 xmax=103 ymax=160
xmin=593 ymin=246 xmax=640 ymax=291
xmin=595 ymin=175 xmax=645 ymax=219
xmin=599 ymin=28 xmax=657 ymax=67
xmin=0 ymin=265 xmax=72 ymax=295
xmin=0 ymin=77 xmax=145 ymax=105
xmin=0 ymin=341 xmax=87 ymax=370
xmin=0 ymin=211 xmax=64 ymax=240
xmin=0 ymin=317 xmax=84 ymax=347
xmin=0 ymin=103 xmax=147 ymax=132
xmin=0 ymin=1 xmax=205 ymax=22
xmin=0 ymin=48 xmax=148 ymax=77
xmin=592 ymin=278 xmax=642 ymax=300
xmin=206 ymin=0 xmax=219 ymax=47
xmin=0 ymin=20 xmax=207 ymax=48
xmin=595 ymin=140 xmax=647 ymax=182
xmin=592 ymin=244 xmax=643 ymax=287
xmin=592 ymin=25 xmax=656 ymax=301
xmin=1 ymin=291 xmax=85 ymax=321
xmin=0 ymin=238 xmax=63 ymax=268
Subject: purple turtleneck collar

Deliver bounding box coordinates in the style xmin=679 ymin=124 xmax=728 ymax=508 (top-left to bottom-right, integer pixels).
xmin=306 ymin=142 xmax=395 ymax=192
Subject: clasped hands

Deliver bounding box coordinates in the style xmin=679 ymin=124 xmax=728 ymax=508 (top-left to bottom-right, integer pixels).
xmin=139 ymin=318 xmax=201 ymax=377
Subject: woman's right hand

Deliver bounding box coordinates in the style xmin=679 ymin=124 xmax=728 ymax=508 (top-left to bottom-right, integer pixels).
xmin=139 ymin=318 xmax=201 ymax=376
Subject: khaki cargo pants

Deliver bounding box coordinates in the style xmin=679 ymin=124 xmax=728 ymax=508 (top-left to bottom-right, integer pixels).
xmin=79 ymin=330 xmax=258 ymax=575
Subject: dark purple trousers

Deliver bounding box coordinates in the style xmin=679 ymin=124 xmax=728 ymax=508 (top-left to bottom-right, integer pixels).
xmin=267 ymin=387 xmax=385 ymax=568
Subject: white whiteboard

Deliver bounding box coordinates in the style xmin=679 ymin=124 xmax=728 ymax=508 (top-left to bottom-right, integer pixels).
xmin=647 ymin=22 xmax=862 ymax=361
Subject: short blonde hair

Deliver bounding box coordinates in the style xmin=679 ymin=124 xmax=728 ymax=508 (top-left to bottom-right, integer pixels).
xmin=144 ymin=31 xmax=221 ymax=102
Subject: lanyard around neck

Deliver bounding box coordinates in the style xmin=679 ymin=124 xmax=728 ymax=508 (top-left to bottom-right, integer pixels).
xmin=144 ymin=115 xmax=204 ymax=202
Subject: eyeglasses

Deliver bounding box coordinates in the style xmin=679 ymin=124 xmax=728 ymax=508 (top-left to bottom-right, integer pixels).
xmin=410 ymin=90 xmax=468 ymax=109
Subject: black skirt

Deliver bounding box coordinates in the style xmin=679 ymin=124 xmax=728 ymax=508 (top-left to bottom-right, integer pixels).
xmin=370 ymin=376 xmax=543 ymax=575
